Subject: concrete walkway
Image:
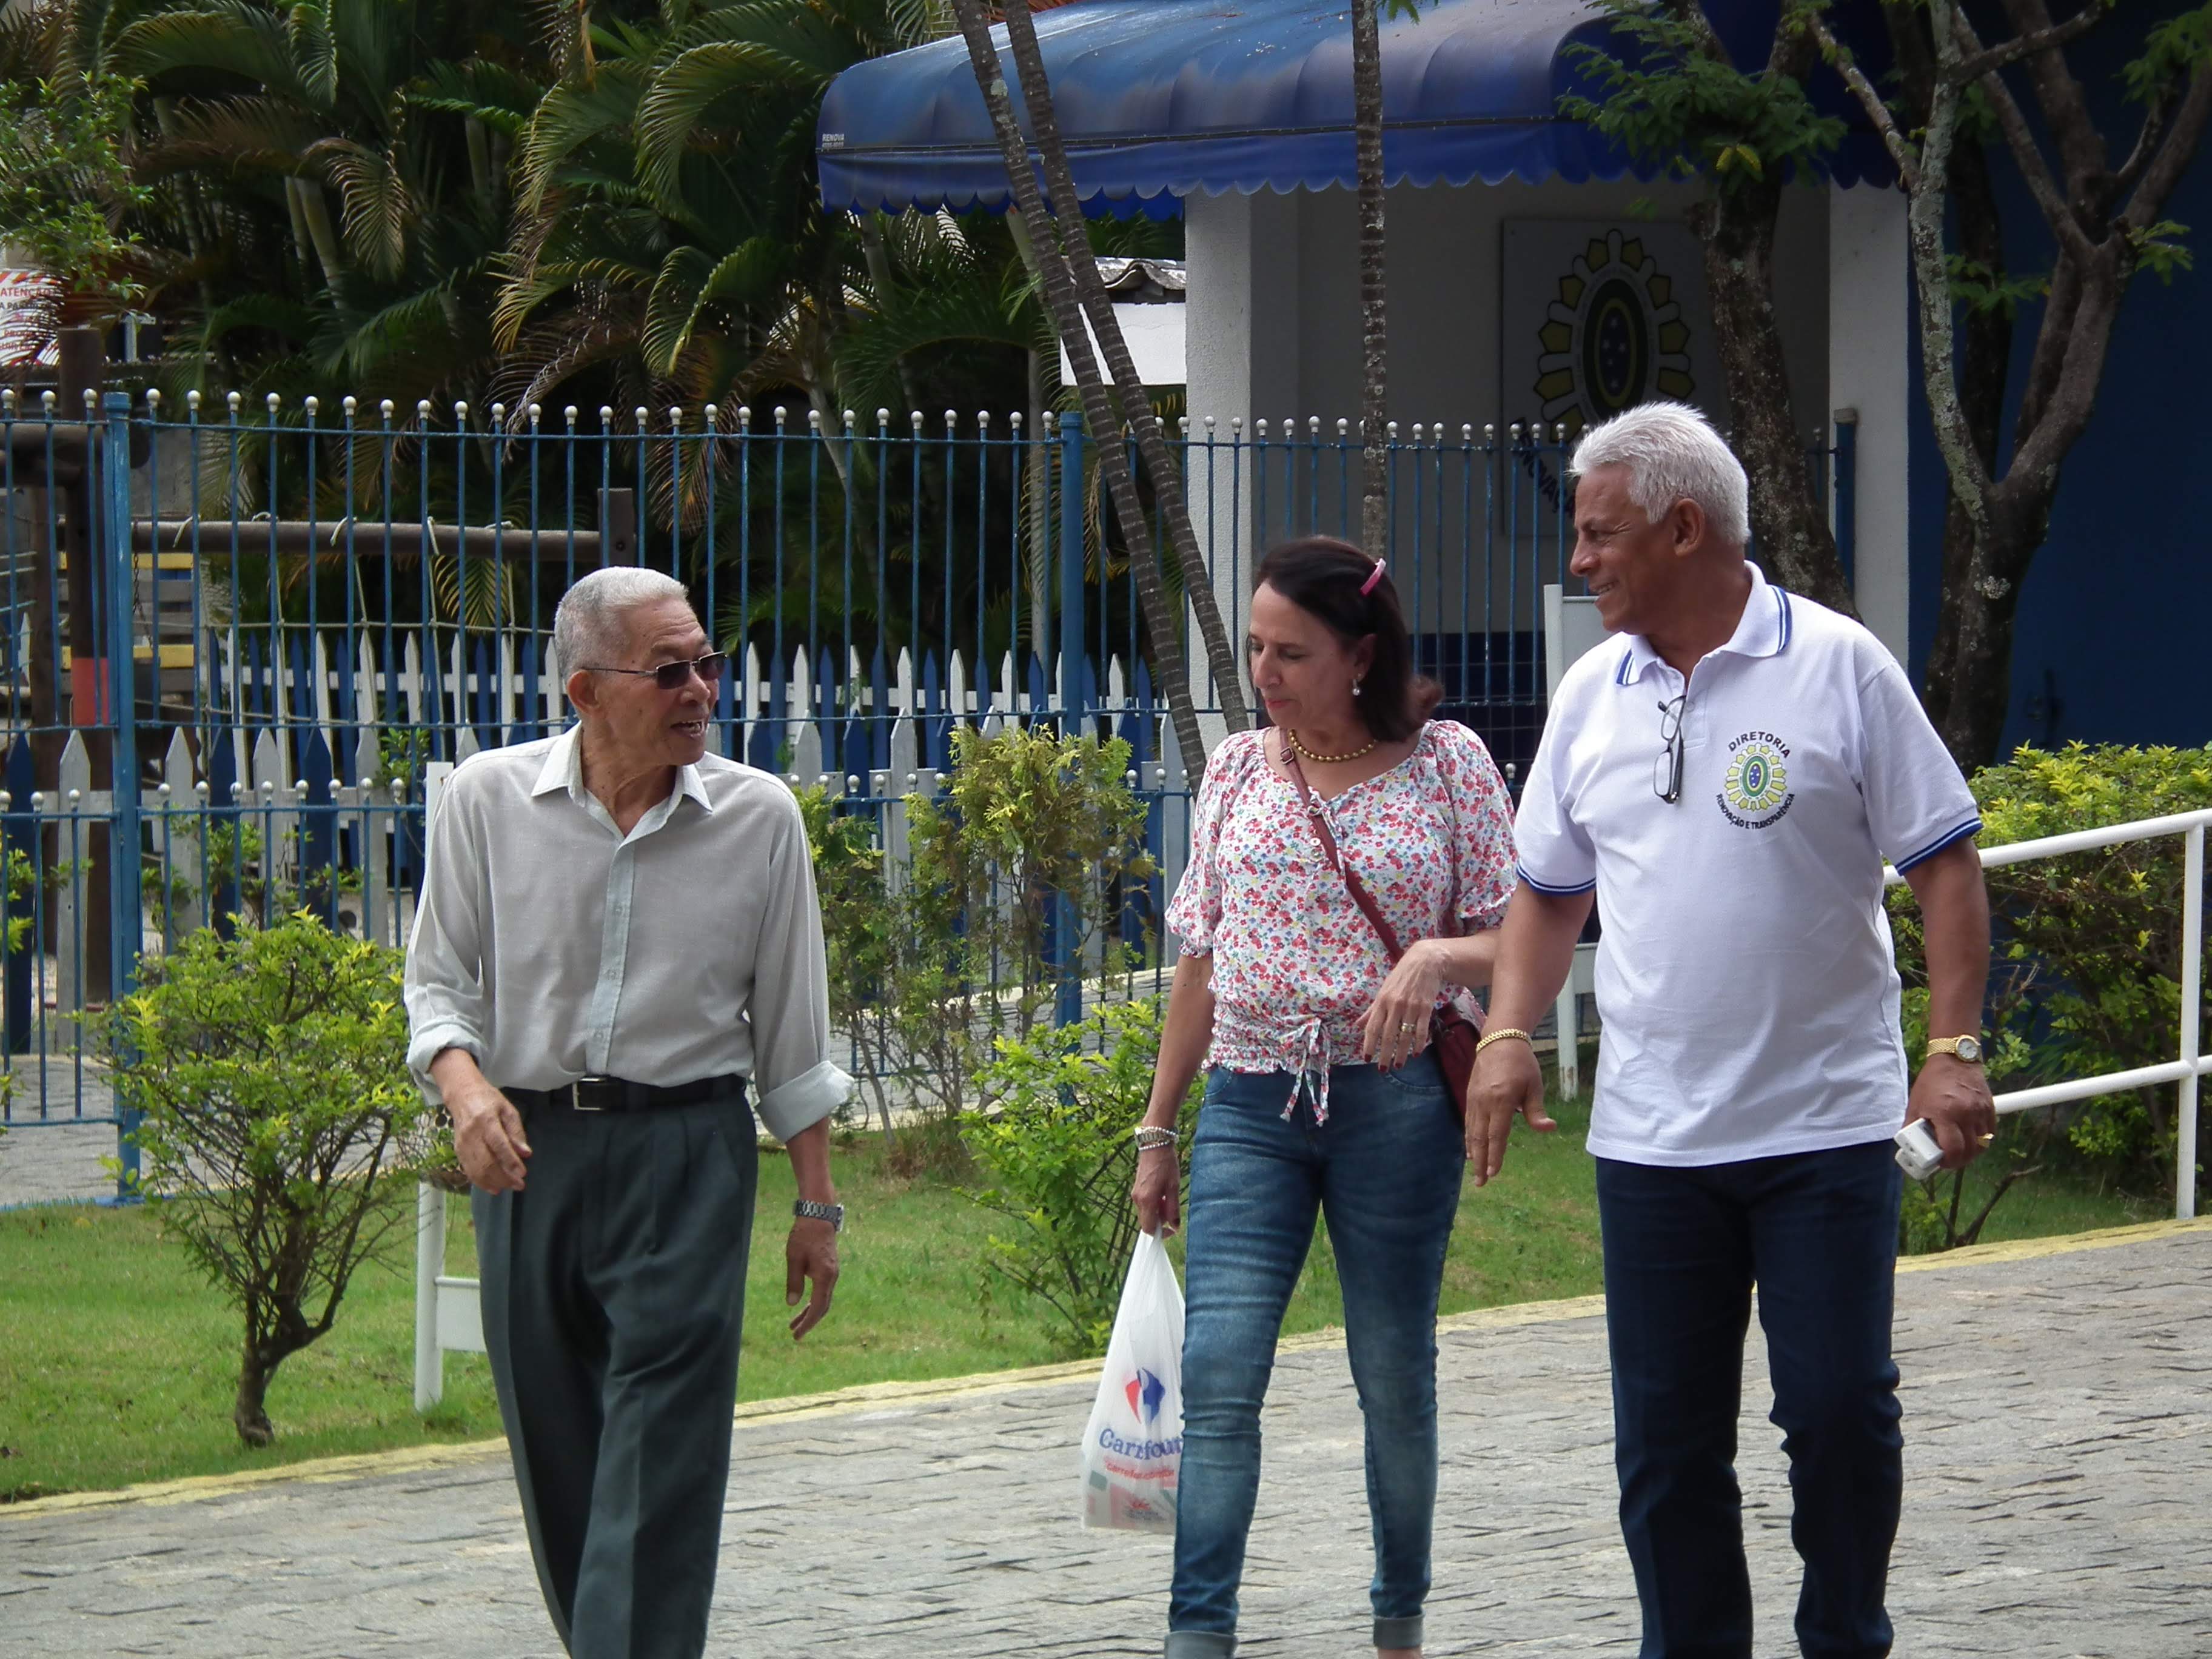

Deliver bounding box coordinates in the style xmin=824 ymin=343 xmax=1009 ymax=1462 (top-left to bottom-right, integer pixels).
xmin=3 ymin=1223 xmax=2208 ymax=1658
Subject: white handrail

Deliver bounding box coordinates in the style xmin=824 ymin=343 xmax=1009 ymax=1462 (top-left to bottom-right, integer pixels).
xmin=1886 ymin=806 xmax=2207 ymax=1221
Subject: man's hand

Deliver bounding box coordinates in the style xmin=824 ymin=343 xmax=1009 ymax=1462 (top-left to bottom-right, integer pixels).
xmin=1906 ymin=1054 xmax=1997 ymax=1171
xmin=1464 ymin=1037 xmax=1556 ymax=1187
xmin=785 ymin=1219 xmax=839 ymax=1339
xmin=431 ymin=1051 xmax=531 ymax=1193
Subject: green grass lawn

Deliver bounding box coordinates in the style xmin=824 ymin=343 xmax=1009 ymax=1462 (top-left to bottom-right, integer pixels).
xmin=0 ymin=1079 xmax=2165 ymax=1503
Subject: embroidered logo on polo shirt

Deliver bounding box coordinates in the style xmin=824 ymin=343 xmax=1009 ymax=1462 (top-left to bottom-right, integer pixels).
xmin=1720 ymin=732 xmax=1794 ymax=828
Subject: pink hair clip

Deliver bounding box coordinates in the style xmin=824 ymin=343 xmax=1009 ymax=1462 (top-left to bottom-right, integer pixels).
xmin=1360 ymin=558 xmax=1388 ymax=596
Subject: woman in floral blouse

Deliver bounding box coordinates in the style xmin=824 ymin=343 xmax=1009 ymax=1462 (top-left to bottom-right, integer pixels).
xmin=1133 ymin=537 xmax=1526 ymax=1659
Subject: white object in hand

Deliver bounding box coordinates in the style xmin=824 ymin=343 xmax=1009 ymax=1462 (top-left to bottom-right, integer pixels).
xmin=1894 ymin=1119 xmax=1943 ymax=1181
xmin=1079 ymin=1231 xmax=1185 ymax=1533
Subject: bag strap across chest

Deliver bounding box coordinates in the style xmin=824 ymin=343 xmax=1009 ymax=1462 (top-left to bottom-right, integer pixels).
xmin=1279 ymin=740 xmax=1411 ymax=964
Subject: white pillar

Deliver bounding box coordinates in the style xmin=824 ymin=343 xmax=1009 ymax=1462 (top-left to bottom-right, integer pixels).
xmin=1829 ymin=183 xmax=1912 ymax=663
xmin=1182 ymin=189 xmax=1301 ymax=738
xmin=413 ymin=1181 xmax=445 ymax=1412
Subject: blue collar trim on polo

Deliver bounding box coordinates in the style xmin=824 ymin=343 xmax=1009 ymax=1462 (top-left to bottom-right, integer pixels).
xmin=532 ymin=724 xmax=716 ymax=814
xmin=1614 ymin=562 xmax=1791 ymax=686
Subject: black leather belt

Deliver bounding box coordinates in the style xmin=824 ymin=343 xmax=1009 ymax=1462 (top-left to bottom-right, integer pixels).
xmin=506 ymin=1074 xmax=746 ymax=1115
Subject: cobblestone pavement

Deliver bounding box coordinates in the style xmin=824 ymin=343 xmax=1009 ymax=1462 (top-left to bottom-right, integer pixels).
xmin=0 ymin=1119 xmax=122 ymax=1207
xmin=3 ymin=1224 xmax=2208 ymax=1658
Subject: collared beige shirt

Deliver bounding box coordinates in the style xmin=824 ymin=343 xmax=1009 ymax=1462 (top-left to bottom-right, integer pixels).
xmin=403 ymin=725 xmax=851 ymax=1142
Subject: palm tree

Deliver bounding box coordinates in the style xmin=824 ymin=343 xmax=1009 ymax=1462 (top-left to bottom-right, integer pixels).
xmin=948 ymin=0 xmax=1251 ymax=769
xmin=1353 ymin=0 xmax=1388 ymax=557
xmin=108 ymin=0 xmax=546 ymax=407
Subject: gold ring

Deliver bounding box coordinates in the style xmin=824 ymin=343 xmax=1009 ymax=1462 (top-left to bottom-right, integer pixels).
xmin=1399 ymin=1021 xmax=1417 ymax=1033
xmin=1977 ymin=1132 xmax=1996 ymax=1147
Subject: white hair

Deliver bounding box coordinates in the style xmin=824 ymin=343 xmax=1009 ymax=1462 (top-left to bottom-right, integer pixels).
xmin=552 ymin=566 xmax=691 ymax=677
xmin=1569 ymin=401 xmax=1751 ymax=548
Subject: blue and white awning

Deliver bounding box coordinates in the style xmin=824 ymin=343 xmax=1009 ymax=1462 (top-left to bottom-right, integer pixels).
xmin=817 ymin=0 xmax=1893 ymax=218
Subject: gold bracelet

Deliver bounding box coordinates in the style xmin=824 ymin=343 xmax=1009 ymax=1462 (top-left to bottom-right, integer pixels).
xmin=1474 ymin=1027 xmax=1534 ymax=1056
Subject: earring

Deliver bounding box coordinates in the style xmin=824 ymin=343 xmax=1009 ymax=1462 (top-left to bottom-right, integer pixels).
xmin=1352 ymin=679 xmax=1363 ymax=699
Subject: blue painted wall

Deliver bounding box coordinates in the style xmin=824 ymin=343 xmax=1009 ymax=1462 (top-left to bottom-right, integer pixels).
xmin=1906 ymin=4 xmax=2212 ymax=755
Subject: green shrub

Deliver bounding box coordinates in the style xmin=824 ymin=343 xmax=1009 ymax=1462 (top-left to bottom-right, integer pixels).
xmin=94 ymin=912 xmax=431 ymax=1446
xmin=798 ymin=727 xmax=1158 ymax=1176
xmin=793 ymin=783 xmax=899 ymax=1137
xmin=963 ymin=997 xmax=1201 ymax=1358
xmin=1891 ymin=742 xmax=2212 ymax=1202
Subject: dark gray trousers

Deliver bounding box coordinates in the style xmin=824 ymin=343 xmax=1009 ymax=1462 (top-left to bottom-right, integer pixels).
xmin=474 ymin=1090 xmax=759 ymax=1659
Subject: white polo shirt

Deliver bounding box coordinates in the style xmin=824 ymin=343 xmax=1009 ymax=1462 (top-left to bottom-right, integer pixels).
xmin=1514 ymin=563 xmax=1980 ymax=1167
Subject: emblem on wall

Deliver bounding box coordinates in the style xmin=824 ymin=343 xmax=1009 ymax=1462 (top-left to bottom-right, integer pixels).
xmin=1501 ymin=221 xmax=1729 ymax=446
xmin=1534 ymin=232 xmax=1697 ymax=440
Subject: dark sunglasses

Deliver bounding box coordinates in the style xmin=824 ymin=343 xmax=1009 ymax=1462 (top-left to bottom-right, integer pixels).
xmin=585 ymin=651 xmax=728 ymax=691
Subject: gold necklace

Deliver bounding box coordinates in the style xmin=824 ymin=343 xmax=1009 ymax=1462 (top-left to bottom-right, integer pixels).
xmin=1285 ymin=726 xmax=1376 ymax=765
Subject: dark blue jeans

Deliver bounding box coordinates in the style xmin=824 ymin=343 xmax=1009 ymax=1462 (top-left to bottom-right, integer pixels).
xmin=1596 ymin=1141 xmax=1905 ymax=1659
xmin=1166 ymin=1059 xmax=1466 ymax=1659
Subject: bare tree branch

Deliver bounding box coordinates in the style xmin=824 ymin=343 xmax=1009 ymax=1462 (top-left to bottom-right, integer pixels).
xmin=1993 ymin=0 xmax=2107 ymax=181
xmin=1808 ymin=12 xmax=1920 ymax=192
xmin=1947 ymin=1 xmax=2108 ymax=88
xmin=2111 ymin=76 xmax=2179 ymax=199
xmin=2006 ymin=251 xmax=2124 ymax=501
xmin=1905 ymin=0 xmax=1996 ymax=532
xmin=2122 ymin=63 xmax=2212 ymax=231
xmin=1953 ymin=8 xmax=2098 ymax=263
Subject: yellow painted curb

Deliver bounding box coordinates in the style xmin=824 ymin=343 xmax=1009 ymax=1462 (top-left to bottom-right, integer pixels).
xmin=6 ymin=1216 xmax=2205 ymax=1523
xmin=1892 ymin=1212 xmax=2212 ymax=1272
xmin=0 ymin=1438 xmax=508 ymax=1521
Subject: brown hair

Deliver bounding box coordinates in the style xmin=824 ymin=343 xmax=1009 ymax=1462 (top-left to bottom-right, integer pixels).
xmin=1253 ymin=537 xmax=1441 ymax=742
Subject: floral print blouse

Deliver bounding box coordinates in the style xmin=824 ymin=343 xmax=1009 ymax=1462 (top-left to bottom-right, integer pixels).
xmin=1165 ymin=720 xmax=1517 ymax=1120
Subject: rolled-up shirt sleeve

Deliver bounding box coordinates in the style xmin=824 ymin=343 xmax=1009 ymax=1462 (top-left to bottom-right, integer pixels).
xmin=746 ymin=791 xmax=854 ymax=1142
xmin=404 ymin=770 xmax=491 ymax=1104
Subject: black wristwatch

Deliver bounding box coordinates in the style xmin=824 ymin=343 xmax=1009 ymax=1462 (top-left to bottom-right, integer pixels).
xmin=793 ymin=1198 xmax=845 ymax=1233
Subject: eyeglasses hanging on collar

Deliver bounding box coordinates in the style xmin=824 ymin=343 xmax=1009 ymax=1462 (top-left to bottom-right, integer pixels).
xmin=1654 ymin=694 xmax=1687 ymax=803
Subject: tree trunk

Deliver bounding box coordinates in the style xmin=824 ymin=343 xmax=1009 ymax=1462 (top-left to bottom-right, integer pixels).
xmin=1025 ymin=346 xmax=1051 ymax=662
xmin=1917 ymin=133 xmax=2014 ymax=751
xmin=1845 ymin=0 xmax=2212 ymax=767
xmin=1690 ymin=185 xmax=1854 ymax=615
xmin=856 ymin=213 xmax=922 ymax=416
xmin=1352 ymin=0 xmax=1390 ymax=556
xmin=233 ymin=1341 xmax=275 ymax=1446
xmin=991 ymin=0 xmax=1251 ymax=741
xmin=945 ymin=0 xmax=1211 ymax=778
xmin=288 ymin=177 xmax=346 ymax=291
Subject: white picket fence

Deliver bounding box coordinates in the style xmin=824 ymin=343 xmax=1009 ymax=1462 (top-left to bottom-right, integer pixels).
xmin=197 ymin=624 xmax=1185 ymax=773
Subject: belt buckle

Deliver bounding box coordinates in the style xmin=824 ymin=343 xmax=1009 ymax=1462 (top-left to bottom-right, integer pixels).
xmin=571 ymin=1075 xmax=610 ymax=1113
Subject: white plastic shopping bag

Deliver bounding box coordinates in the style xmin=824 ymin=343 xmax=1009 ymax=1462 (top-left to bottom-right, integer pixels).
xmin=1079 ymin=1229 xmax=1185 ymax=1532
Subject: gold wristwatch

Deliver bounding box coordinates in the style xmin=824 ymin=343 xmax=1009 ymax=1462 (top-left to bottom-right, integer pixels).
xmin=1925 ymin=1035 xmax=1983 ymax=1065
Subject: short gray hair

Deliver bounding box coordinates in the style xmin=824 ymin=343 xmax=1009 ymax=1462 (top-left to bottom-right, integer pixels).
xmin=552 ymin=566 xmax=691 ymax=677
xmin=1569 ymin=401 xmax=1751 ymax=548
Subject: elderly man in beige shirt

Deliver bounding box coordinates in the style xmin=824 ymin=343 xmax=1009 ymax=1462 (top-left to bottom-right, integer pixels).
xmin=404 ymin=566 xmax=847 ymax=1659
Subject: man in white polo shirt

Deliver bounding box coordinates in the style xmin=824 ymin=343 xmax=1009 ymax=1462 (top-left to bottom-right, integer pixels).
xmin=1469 ymin=402 xmax=1997 ymax=1658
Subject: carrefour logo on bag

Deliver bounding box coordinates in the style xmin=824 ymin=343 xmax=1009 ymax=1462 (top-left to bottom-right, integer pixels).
xmin=1125 ymin=1367 xmax=1167 ymax=1427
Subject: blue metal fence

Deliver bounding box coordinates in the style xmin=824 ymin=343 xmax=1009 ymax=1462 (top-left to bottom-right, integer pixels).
xmin=0 ymin=387 xmax=1852 ymax=1159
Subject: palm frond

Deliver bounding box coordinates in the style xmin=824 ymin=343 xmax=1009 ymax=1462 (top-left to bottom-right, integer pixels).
xmin=641 ymin=243 xmax=719 ymax=374
xmin=406 ymin=58 xmax=546 ymax=137
xmin=309 ymin=136 xmax=411 ymax=280
xmin=138 ymin=92 xmax=321 ymax=176
xmin=287 ymin=0 xmax=336 ymax=111
xmin=112 ymin=1 xmax=307 ymax=102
